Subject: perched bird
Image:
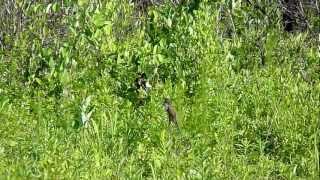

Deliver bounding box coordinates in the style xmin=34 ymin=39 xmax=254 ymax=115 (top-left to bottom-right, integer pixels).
xmin=135 ymin=72 xmax=152 ymax=92
xmin=164 ymin=98 xmax=178 ymax=127
xmin=133 ymin=72 xmax=152 ymax=106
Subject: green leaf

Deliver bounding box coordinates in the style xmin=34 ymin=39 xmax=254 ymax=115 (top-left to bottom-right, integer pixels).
xmin=78 ymin=0 xmax=89 ymax=7
xmin=167 ymin=18 xmax=172 ymax=28
xmin=46 ymin=3 xmax=52 ymax=14
xmin=8 ymin=141 xmax=18 ymax=147
xmin=93 ymin=13 xmax=106 ymax=28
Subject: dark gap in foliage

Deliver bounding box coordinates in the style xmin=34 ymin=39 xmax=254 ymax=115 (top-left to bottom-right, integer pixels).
xmin=132 ymin=0 xmax=187 ymax=14
xmin=280 ymin=0 xmax=319 ymax=32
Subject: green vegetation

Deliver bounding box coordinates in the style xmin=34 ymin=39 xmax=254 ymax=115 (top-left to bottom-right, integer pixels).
xmin=0 ymin=0 xmax=319 ymax=179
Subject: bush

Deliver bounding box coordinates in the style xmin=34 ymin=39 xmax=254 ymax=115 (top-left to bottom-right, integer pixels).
xmin=0 ymin=0 xmax=319 ymax=179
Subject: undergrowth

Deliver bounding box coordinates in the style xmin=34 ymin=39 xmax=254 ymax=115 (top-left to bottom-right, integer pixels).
xmin=0 ymin=0 xmax=319 ymax=179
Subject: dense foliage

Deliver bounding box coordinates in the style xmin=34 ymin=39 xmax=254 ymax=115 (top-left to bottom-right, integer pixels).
xmin=0 ymin=0 xmax=319 ymax=179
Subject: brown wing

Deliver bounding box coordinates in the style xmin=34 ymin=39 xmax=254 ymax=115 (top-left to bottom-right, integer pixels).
xmin=168 ymin=106 xmax=178 ymax=126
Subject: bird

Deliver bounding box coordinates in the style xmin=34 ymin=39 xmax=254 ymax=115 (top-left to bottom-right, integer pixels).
xmin=135 ymin=72 xmax=152 ymax=92
xmin=133 ymin=72 xmax=152 ymax=106
xmin=163 ymin=98 xmax=178 ymax=127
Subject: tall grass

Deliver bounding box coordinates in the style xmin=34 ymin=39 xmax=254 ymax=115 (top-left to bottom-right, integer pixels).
xmin=0 ymin=0 xmax=319 ymax=179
